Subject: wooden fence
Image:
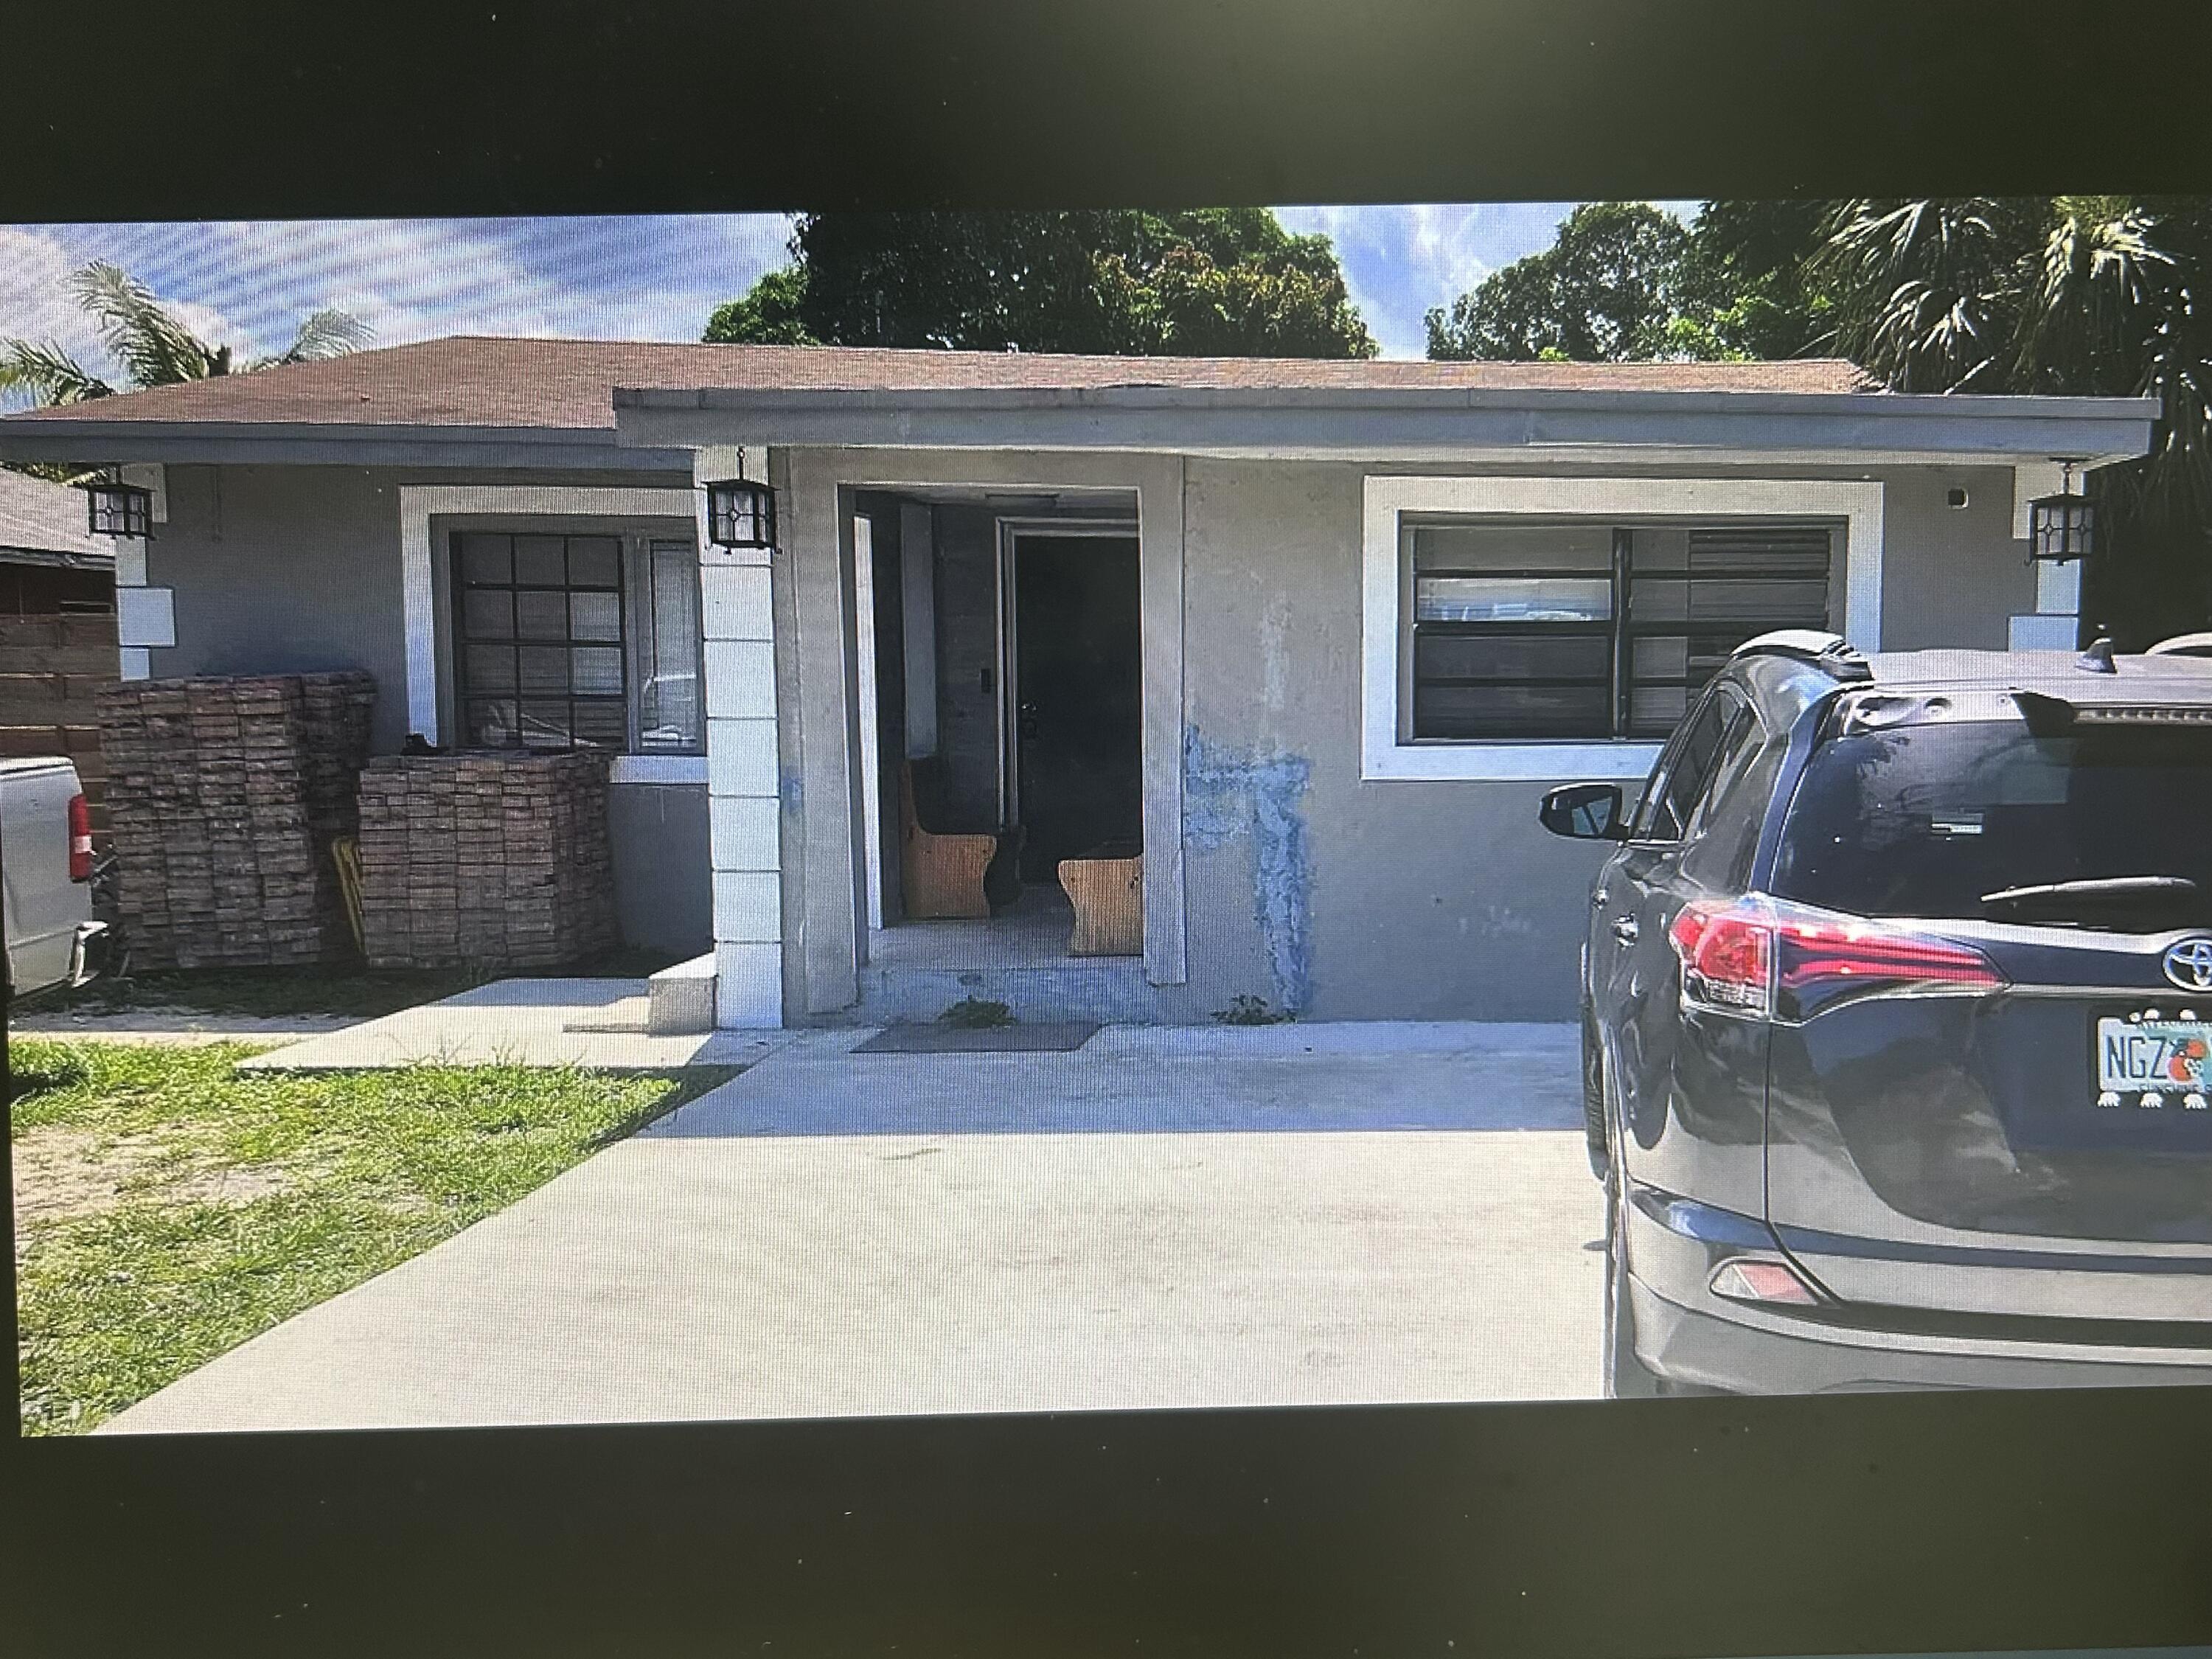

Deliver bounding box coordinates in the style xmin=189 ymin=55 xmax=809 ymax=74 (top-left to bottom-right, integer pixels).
xmin=0 ymin=613 xmax=118 ymax=837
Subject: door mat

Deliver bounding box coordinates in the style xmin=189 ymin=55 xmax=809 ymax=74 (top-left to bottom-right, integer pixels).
xmin=853 ymin=1021 xmax=1101 ymax=1054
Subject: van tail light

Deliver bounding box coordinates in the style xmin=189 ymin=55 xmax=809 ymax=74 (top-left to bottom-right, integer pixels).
xmin=66 ymin=792 xmax=94 ymax=882
xmin=1669 ymin=897 xmax=2006 ymax=1023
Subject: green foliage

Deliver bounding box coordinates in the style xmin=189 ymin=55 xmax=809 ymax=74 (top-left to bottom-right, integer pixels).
xmin=703 ymin=265 xmax=818 ymax=346
xmin=701 ymin=209 xmax=1375 ymax=358
xmin=1211 ymin=994 xmax=1292 ymax=1026
xmin=9 ymin=1038 xmax=686 ymax=1433
xmin=939 ymin=996 xmax=1014 ymax=1029
xmin=1426 ymin=203 xmax=1700 ymax=362
xmin=1423 ymin=195 xmax=2212 ymax=644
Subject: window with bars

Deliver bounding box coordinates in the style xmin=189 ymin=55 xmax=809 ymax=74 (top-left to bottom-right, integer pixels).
xmin=453 ymin=532 xmax=703 ymax=754
xmin=1403 ymin=519 xmax=1833 ymax=741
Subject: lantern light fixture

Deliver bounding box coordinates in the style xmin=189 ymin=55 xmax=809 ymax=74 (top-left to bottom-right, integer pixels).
xmin=2027 ymin=459 xmax=2095 ymax=566
xmin=83 ymin=469 xmax=153 ymax=540
xmin=704 ymin=467 xmax=776 ymax=552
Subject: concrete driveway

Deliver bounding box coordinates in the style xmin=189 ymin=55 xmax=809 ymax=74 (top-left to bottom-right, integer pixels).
xmin=101 ymin=1021 xmax=1604 ymax=1433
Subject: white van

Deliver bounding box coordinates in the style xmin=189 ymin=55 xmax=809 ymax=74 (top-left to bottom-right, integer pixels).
xmin=1 ymin=757 xmax=107 ymax=1000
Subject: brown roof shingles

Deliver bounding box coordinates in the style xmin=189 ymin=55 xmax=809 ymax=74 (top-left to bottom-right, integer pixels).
xmin=1 ymin=336 xmax=1879 ymax=434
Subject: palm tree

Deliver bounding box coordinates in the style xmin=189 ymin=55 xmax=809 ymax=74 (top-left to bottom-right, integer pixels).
xmin=1812 ymin=197 xmax=2212 ymax=639
xmin=0 ymin=260 xmax=372 ymax=407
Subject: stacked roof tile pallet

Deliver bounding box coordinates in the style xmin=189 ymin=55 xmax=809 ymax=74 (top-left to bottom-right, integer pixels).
xmin=355 ymin=752 xmax=618 ymax=970
xmin=96 ymin=672 xmax=377 ymax=970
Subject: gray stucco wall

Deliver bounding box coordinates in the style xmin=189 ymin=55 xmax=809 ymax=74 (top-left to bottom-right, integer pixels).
xmin=769 ymin=446 xmax=2045 ymax=1026
xmin=1169 ymin=456 xmax=2043 ymax=1022
xmin=150 ymin=464 xmax=414 ymax=751
xmin=142 ymin=462 xmax=711 ymax=958
xmin=606 ymin=783 xmax=712 ymax=956
xmin=1877 ymin=464 xmax=2036 ymax=650
xmin=1176 ymin=458 xmax=1611 ymax=1021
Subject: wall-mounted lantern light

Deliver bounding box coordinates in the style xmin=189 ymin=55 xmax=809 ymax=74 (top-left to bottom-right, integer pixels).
xmin=2028 ymin=459 xmax=2095 ymax=565
xmin=704 ymin=471 xmax=776 ymax=552
xmin=83 ymin=470 xmax=153 ymax=540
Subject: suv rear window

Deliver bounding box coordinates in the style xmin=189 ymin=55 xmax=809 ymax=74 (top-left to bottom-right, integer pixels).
xmin=1772 ymin=719 xmax=2212 ymax=924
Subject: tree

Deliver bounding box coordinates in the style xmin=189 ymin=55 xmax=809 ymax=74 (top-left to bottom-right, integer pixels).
xmin=0 ymin=261 xmax=372 ymax=408
xmin=1425 ymin=203 xmax=1697 ymax=361
xmin=702 ymin=265 xmax=816 ymax=347
xmin=1673 ymin=198 xmax=1840 ymax=361
xmin=1809 ymin=195 xmax=2212 ymax=644
xmin=701 ymin=209 xmax=1377 ymax=358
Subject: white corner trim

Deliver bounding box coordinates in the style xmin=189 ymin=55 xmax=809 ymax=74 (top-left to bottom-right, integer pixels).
xmin=397 ymin=484 xmax=695 ymax=742
xmin=115 ymin=585 xmax=175 ymax=648
xmin=608 ymin=754 xmax=709 ymax=785
xmin=1360 ymin=473 xmax=1885 ymax=783
xmin=1383 ymin=741 xmax=1665 ymax=782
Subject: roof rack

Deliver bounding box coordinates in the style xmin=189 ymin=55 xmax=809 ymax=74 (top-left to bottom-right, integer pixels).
xmin=1728 ymin=630 xmax=1874 ymax=682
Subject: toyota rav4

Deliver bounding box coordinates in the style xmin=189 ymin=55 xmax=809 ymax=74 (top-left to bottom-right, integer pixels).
xmin=1541 ymin=631 xmax=2212 ymax=1395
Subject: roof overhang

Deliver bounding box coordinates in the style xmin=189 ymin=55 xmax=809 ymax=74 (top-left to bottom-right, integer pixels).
xmin=0 ymin=543 xmax=114 ymax=572
xmin=0 ymin=384 xmax=2160 ymax=473
xmin=0 ymin=418 xmax=696 ymax=473
xmin=611 ymin=383 xmax=2160 ymax=467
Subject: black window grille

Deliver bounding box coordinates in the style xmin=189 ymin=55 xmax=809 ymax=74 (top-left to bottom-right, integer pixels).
xmin=454 ymin=532 xmax=628 ymax=751
xmin=1407 ymin=521 xmax=1833 ymax=741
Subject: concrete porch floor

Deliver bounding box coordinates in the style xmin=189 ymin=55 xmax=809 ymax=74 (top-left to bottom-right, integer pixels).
xmin=103 ymin=1020 xmax=1602 ymax=1433
xmin=237 ymin=978 xmax=784 ymax=1073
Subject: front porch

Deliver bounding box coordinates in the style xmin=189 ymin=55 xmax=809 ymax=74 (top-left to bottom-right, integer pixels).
xmin=704 ymin=449 xmax=1195 ymax=1029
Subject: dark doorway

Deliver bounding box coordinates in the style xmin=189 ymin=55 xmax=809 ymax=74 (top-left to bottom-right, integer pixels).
xmin=1012 ymin=532 xmax=1141 ymax=883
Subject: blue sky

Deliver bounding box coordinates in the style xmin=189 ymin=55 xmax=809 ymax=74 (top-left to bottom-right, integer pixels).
xmin=0 ymin=204 xmax=1699 ymax=386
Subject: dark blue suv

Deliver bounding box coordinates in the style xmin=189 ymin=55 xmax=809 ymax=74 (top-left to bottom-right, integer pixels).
xmin=1541 ymin=630 xmax=2212 ymax=1394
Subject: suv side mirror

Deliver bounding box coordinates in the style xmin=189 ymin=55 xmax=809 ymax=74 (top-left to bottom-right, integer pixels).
xmin=1540 ymin=782 xmax=1626 ymax=841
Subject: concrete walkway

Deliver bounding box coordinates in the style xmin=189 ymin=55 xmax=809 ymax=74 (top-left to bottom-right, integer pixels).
xmin=102 ymin=1021 xmax=1603 ymax=1433
xmin=234 ymin=978 xmax=783 ymax=1072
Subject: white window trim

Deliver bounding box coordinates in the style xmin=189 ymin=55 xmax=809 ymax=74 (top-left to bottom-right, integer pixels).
xmin=398 ymin=483 xmax=696 ymax=750
xmin=1360 ymin=473 xmax=1885 ymax=782
xmin=608 ymin=754 xmax=709 ymax=785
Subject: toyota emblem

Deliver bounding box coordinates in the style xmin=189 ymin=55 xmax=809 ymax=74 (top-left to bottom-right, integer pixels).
xmin=2164 ymin=938 xmax=2212 ymax=992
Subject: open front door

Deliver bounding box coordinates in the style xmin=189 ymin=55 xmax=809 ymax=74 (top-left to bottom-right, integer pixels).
xmin=1008 ymin=531 xmax=1142 ymax=886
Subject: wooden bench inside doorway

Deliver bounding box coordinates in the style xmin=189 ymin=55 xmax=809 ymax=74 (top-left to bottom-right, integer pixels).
xmin=1057 ymin=841 xmax=1142 ymax=956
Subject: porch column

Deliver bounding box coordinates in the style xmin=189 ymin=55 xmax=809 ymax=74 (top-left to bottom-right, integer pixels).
xmin=697 ymin=446 xmax=785 ymax=1027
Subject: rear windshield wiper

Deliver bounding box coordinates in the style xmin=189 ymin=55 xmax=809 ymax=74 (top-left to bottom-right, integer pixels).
xmin=1980 ymin=876 xmax=2200 ymax=917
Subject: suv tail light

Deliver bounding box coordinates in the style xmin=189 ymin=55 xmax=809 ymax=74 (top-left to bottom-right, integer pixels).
xmin=66 ymin=791 xmax=94 ymax=882
xmin=1669 ymin=897 xmax=2006 ymax=1022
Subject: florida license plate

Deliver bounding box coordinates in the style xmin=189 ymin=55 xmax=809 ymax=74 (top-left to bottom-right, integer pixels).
xmin=2096 ymin=1017 xmax=2212 ymax=1106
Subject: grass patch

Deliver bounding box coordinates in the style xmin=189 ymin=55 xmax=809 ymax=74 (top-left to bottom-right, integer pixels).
xmin=938 ymin=997 xmax=1015 ymax=1029
xmin=9 ymin=1038 xmax=697 ymax=1435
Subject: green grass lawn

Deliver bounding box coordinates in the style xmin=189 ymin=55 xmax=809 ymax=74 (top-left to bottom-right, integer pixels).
xmin=8 ymin=1039 xmax=711 ymax=1435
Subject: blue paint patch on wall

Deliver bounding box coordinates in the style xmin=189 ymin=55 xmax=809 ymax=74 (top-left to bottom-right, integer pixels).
xmin=1183 ymin=727 xmax=1315 ymax=1012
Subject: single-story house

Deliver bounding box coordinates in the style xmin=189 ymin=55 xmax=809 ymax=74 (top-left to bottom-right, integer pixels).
xmin=0 ymin=340 xmax=2157 ymax=1028
xmin=0 ymin=465 xmax=115 ymax=615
